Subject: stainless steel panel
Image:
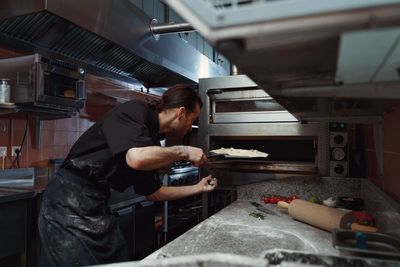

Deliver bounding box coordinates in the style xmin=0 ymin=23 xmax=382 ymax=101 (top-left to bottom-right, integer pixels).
xmin=0 ymin=0 xmax=227 ymax=87
xmin=199 ymin=75 xmax=329 ymax=176
xmin=332 ymin=228 xmax=400 ymax=259
xmin=213 ymin=112 xmax=298 ymax=123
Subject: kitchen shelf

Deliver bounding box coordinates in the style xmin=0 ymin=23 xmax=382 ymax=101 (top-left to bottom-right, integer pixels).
xmin=0 ymin=103 xmax=75 ymax=120
xmin=0 ymin=103 xmax=76 ymax=149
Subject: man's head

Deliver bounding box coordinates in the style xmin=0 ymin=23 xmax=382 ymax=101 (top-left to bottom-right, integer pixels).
xmin=156 ymin=84 xmax=202 ymax=138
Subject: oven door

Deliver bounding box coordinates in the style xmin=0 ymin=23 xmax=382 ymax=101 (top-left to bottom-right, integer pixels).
xmin=209 ymin=87 xmax=297 ymax=124
xmin=35 ymin=58 xmax=86 ymax=111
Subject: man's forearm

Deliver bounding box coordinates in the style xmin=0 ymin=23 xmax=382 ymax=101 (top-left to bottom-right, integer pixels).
xmin=147 ymin=184 xmax=202 ymax=202
xmin=126 ymin=146 xmax=186 ymax=170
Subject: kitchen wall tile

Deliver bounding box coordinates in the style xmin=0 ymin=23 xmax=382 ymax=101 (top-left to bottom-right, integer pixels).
xmin=77 ymin=118 xmax=92 ymax=132
xmin=27 ymin=134 xmax=42 ymax=164
xmin=0 ymin=119 xmax=9 ymax=145
xmin=67 ymin=132 xmax=78 ymax=146
xmin=55 ymin=117 xmax=77 ymax=131
xmin=54 ymin=146 xmax=70 ymax=159
xmin=12 ymin=128 xmax=27 ymax=145
xmin=11 ymin=127 xmax=29 ymax=166
xmin=42 ymin=120 xmax=55 ymax=131
xmin=4 ymin=157 xmax=14 ymax=170
xmin=54 ymin=131 xmax=69 ymax=146
xmin=41 ymin=150 xmax=54 ymax=162
xmin=41 ymin=130 xmax=55 ymax=147
xmin=12 ymin=119 xmax=28 ymax=130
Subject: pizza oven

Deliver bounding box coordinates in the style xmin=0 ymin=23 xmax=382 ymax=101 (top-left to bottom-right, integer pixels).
xmin=198 ymin=75 xmax=329 ymax=181
xmin=198 ymin=75 xmax=331 ymax=218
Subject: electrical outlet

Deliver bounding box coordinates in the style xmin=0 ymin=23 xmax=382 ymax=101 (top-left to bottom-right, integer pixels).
xmin=0 ymin=146 xmax=6 ymax=157
xmin=12 ymin=146 xmax=21 ymax=157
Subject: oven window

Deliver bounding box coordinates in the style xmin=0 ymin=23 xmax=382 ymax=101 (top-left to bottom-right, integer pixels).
xmin=43 ymin=72 xmax=77 ymax=99
xmin=211 ymin=138 xmax=315 ymax=162
xmin=215 ymin=99 xmax=284 ymax=112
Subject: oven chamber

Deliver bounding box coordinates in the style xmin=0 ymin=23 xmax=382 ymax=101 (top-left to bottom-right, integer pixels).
xmin=0 ymin=53 xmax=86 ymax=112
xmin=198 ymin=75 xmax=330 ymax=185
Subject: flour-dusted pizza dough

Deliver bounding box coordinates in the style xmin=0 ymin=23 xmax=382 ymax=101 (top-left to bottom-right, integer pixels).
xmin=210 ymin=147 xmax=269 ymax=158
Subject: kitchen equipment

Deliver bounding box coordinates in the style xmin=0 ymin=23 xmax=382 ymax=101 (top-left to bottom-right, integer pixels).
xmin=329 ymin=123 xmax=349 ymax=177
xmin=250 ymin=202 xmax=276 ymax=216
xmin=332 ymin=229 xmax=400 ymax=259
xmin=0 ymin=79 xmax=10 ymax=103
xmin=108 ymin=187 xmax=155 ymax=260
xmin=277 ymin=199 xmax=378 ymax=232
xmin=160 ymin=161 xmax=201 ymax=242
xmin=0 ymin=0 xmax=226 ymax=88
xmin=199 ymin=75 xmax=329 ymax=180
xmin=0 ymin=54 xmax=86 ymax=112
xmin=0 ymin=168 xmax=34 ymax=187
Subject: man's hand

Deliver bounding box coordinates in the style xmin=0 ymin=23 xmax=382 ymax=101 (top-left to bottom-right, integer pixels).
xmin=186 ymin=146 xmax=207 ymax=166
xmin=198 ymin=175 xmax=218 ymax=192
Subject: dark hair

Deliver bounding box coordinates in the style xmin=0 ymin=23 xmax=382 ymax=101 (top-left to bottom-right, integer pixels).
xmin=151 ymin=84 xmax=202 ymax=114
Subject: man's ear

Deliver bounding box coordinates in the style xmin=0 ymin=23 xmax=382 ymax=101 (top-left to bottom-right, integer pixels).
xmin=177 ymin=106 xmax=186 ymax=118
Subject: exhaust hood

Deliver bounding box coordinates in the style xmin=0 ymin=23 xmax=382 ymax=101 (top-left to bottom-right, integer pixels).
xmin=0 ymin=0 xmax=226 ymax=88
xmin=166 ymin=0 xmax=400 ymax=121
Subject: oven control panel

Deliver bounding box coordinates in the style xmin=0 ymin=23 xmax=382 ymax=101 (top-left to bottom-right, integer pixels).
xmin=163 ymin=161 xmax=199 ymax=186
xmin=329 ymin=123 xmax=349 ymax=177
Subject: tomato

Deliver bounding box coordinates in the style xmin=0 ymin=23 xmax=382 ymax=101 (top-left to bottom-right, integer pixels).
xmin=291 ymin=195 xmax=298 ymax=200
xmin=270 ymin=197 xmax=277 ymax=204
xmin=263 ymin=197 xmax=270 ymax=203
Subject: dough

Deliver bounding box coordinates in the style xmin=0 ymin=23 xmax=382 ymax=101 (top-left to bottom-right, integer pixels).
xmin=210 ymin=147 xmax=269 ymax=158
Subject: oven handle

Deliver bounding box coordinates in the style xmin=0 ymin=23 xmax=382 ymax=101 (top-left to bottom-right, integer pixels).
xmin=75 ymin=80 xmax=87 ymax=100
xmin=113 ymin=206 xmax=133 ymax=217
xmin=207 ymin=89 xmax=223 ymax=95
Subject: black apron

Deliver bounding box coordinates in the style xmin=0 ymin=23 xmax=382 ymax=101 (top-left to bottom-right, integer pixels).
xmin=38 ymin=168 xmax=129 ymax=267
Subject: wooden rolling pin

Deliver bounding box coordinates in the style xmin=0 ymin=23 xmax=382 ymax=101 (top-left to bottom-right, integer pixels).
xmin=278 ymin=199 xmax=378 ymax=232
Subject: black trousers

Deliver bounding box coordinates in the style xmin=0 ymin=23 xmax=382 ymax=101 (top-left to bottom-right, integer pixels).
xmin=38 ymin=168 xmax=129 ymax=267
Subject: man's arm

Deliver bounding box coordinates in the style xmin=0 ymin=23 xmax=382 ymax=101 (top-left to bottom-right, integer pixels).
xmin=147 ymin=175 xmax=217 ymax=202
xmin=126 ymin=145 xmax=207 ymax=171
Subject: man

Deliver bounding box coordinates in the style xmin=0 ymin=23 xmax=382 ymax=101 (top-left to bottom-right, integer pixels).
xmin=38 ymin=84 xmax=217 ymax=266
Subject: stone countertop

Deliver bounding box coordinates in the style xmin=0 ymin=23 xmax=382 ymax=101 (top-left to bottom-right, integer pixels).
xmin=145 ymin=200 xmax=338 ymax=260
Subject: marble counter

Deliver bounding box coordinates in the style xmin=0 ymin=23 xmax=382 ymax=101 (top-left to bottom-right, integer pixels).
xmin=145 ymin=200 xmax=338 ymax=260
xmin=95 ymin=177 xmax=400 ymax=267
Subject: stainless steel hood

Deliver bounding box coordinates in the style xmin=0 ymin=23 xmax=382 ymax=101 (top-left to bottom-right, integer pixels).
xmin=166 ymin=0 xmax=400 ymax=121
xmin=0 ymin=0 xmax=226 ymax=87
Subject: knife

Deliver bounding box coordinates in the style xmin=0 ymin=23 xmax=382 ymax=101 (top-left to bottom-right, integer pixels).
xmin=250 ymin=201 xmax=276 ymax=215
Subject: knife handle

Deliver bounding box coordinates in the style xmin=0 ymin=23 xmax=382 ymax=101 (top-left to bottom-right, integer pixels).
xmin=277 ymin=201 xmax=289 ymax=209
xmin=349 ymin=222 xmax=378 ymax=232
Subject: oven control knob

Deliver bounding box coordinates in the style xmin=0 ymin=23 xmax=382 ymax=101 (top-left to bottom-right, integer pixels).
xmin=334 ymin=164 xmax=345 ymax=174
xmin=334 ymin=134 xmax=344 ymax=145
xmin=332 ymin=148 xmax=346 ymax=161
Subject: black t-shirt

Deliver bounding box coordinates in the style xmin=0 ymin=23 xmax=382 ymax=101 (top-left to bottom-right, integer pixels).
xmin=61 ymin=100 xmax=163 ymax=195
